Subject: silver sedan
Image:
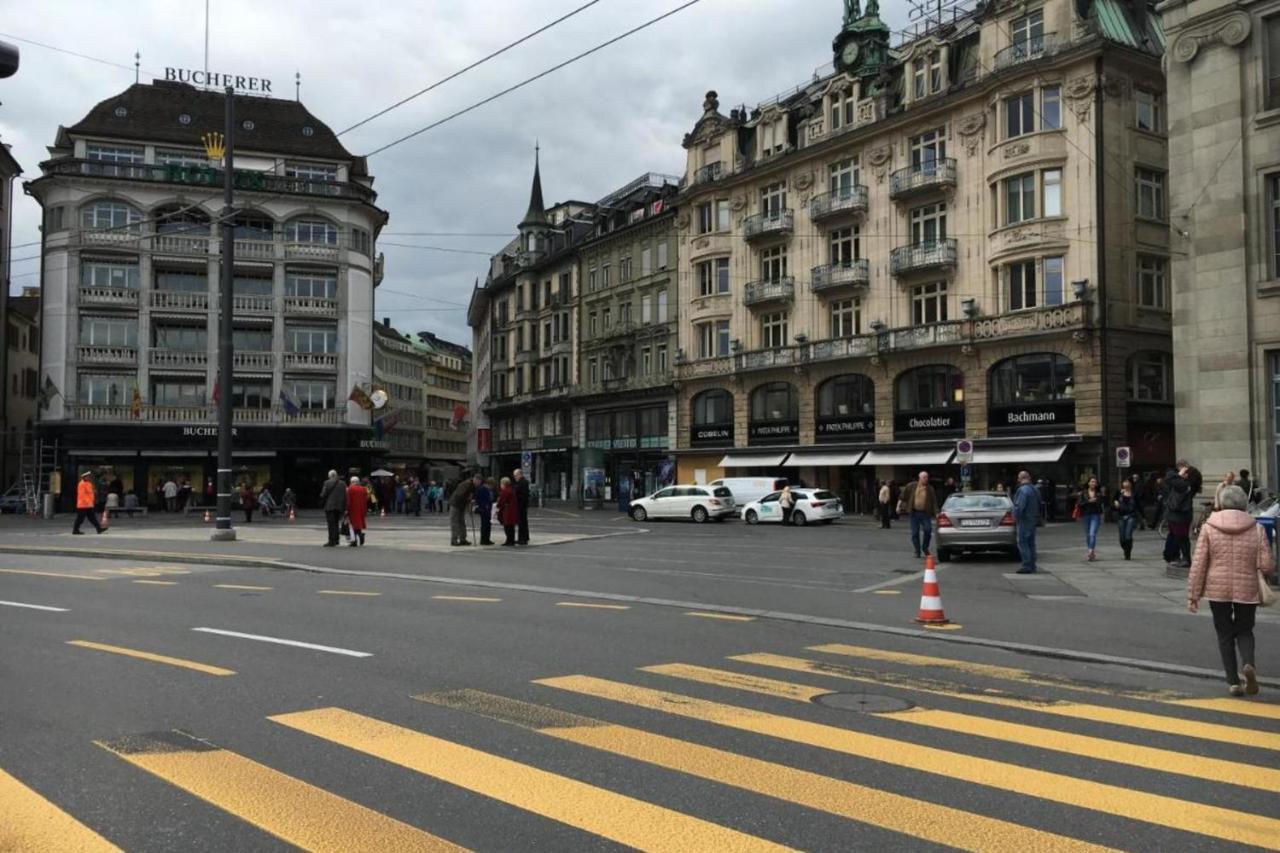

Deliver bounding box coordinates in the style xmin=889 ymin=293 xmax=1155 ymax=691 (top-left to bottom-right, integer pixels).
xmin=935 ymin=492 xmax=1019 ymax=562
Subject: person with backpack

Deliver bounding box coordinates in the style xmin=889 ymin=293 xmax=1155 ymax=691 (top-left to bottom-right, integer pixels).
xmin=1164 ymin=466 xmax=1194 ymax=569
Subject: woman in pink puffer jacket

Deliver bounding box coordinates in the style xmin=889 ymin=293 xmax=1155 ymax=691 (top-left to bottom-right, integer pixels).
xmin=1187 ymin=485 xmax=1276 ymax=696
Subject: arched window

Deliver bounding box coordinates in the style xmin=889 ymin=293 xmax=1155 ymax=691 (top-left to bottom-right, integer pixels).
xmin=284 ymin=216 xmax=338 ymax=245
xmin=816 ymin=374 xmax=874 ymax=417
xmin=692 ymin=389 xmax=733 ymax=425
xmin=1128 ymin=351 xmax=1172 ymax=402
xmin=896 ymin=365 xmax=963 ymax=412
xmin=751 ymin=382 xmax=798 ymax=422
xmin=80 ymin=199 xmax=141 ymax=233
xmin=155 ymin=205 xmax=210 ymax=236
xmin=232 ymin=212 xmax=275 ymax=242
xmin=989 ymin=354 xmax=1073 ymax=405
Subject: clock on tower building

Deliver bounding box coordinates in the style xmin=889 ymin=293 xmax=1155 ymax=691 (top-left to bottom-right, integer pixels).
xmin=832 ymin=0 xmax=890 ymax=81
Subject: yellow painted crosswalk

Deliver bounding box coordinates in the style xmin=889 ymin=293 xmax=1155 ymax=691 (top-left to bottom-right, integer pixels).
xmin=9 ymin=637 xmax=1280 ymax=850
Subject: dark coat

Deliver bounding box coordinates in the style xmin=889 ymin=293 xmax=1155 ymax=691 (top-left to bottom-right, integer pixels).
xmin=474 ymin=484 xmax=493 ymax=515
xmin=450 ymin=479 xmax=475 ymax=510
xmin=321 ymin=477 xmax=347 ymax=513
xmin=1164 ymin=475 xmax=1193 ymax=524
xmin=514 ymin=478 xmax=531 ymax=509
xmin=497 ymin=485 xmax=519 ymax=526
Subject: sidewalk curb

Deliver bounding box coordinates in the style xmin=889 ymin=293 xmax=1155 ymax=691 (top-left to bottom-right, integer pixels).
xmin=4 ymin=543 xmax=1276 ymax=688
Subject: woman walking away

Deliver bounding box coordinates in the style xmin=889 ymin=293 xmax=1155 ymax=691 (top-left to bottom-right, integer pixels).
xmin=878 ymin=481 xmax=892 ymax=529
xmin=1188 ymin=485 xmax=1276 ymax=695
xmin=780 ymin=485 xmax=796 ymax=525
xmin=346 ymin=476 xmax=369 ymax=547
xmin=1115 ymin=479 xmax=1139 ymax=561
xmin=1076 ymin=476 xmax=1104 ymax=561
xmin=240 ymin=483 xmax=255 ymax=524
xmin=497 ymin=477 xmax=518 ymax=546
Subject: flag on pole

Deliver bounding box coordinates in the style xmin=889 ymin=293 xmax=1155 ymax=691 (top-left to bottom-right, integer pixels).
xmin=279 ymin=389 xmax=300 ymax=417
xmin=450 ymin=403 xmax=468 ymax=430
xmin=130 ymin=385 xmax=143 ymax=418
xmin=212 ymin=375 xmax=221 ymax=406
xmin=348 ymin=384 xmax=373 ymax=410
xmin=36 ymin=376 xmax=61 ymax=409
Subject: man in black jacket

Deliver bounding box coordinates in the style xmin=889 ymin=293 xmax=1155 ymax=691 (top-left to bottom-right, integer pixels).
xmin=448 ymin=473 xmax=475 ymax=546
xmin=320 ymin=469 xmax=347 ymax=547
xmin=1163 ymin=466 xmax=1193 ymax=568
xmin=512 ymin=468 xmax=531 ymax=545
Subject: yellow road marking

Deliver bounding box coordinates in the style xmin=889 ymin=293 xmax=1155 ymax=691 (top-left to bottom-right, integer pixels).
xmin=0 ymin=568 xmax=105 ymax=581
xmin=1169 ymin=697 xmax=1280 ymax=721
xmin=416 ymin=689 xmax=1110 ymax=853
xmin=924 ymin=623 xmax=963 ymax=630
xmin=66 ymin=641 xmax=235 ymax=677
xmin=0 ymin=767 xmax=121 ymax=852
xmin=872 ymin=590 xmax=902 ymax=595
xmin=214 ymin=584 xmax=274 ymax=591
xmin=316 ymin=590 xmax=382 ymax=597
xmin=555 ymin=602 xmax=630 ymax=610
xmin=538 ymin=674 xmax=1280 ymax=850
xmin=97 ymin=731 xmax=460 ymax=852
xmin=270 ymin=707 xmax=792 ymax=853
xmin=684 ymin=611 xmax=755 ymax=622
xmin=714 ymin=657 xmax=1280 ymax=793
xmin=432 ymin=595 xmax=502 ymax=602
xmin=133 ymin=580 xmax=178 ymax=586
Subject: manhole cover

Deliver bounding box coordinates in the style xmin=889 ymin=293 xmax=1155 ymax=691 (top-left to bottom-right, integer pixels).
xmin=812 ymin=692 xmax=914 ymax=713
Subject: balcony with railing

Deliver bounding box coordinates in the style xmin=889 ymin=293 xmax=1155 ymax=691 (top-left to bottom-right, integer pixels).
xmin=971 ymin=300 xmax=1088 ymax=340
xmin=743 ymin=209 xmax=794 ymax=242
xmin=811 ymin=259 xmax=870 ymax=294
xmin=232 ymin=294 xmax=274 ymax=315
xmin=743 ymin=277 xmax=796 ymax=307
xmin=77 ymin=344 xmax=136 ymax=365
xmin=283 ymin=352 xmax=338 ymax=371
xmin=994 ymin=33 xmax=1059 ymax=71
xmin=284 ymin=296 xmax=339 ymax=317
xmin=66 ymin=404 xmax=345 ymax=425
xmin=80 ymin=228 xmax=142 ymax=249
xmin=150 ymin=290 xmax=209 ymax=312
xmin=809 ymin=186 xmax=869 ymax=221
xmin=232 ymin=352 xmax=275 ymax=371
xmin=148 ymin=349 xmax=208 ymax=370
xmin=41 ymin=158 xmax=377 ymax=203
xmin=232 ymin=238 xmax=276 ymax=260
xmin=693 ymin=162 xmax=724 ymax=185
xmin=284 ymin=241 xmax=340 ymax=262
xmin=889 ymin=158 xmax=957 ymax=200
xmin=152 ymin=233 xmax=210 ymax=256
xmin=890 ymin=239 xmax=959 ymax=276
xmin=79 ymin=287 xmax=138 ymax=308
xmin=550 ymin=339 xmax=573 ymax=356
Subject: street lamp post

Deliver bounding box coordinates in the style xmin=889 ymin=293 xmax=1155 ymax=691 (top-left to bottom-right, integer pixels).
xmin=212 ymin=86 xmax=236 ymax=541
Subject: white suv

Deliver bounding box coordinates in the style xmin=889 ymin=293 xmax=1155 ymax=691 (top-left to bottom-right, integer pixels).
xmin=629 ymin=485 xmax=736 ymax=523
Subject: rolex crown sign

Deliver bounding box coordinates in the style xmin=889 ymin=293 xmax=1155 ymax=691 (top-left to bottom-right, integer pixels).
xmin=369 ymin=389 xmax=389 ymax=410
xmin=202 ymin=132 xmax=225 ymax=165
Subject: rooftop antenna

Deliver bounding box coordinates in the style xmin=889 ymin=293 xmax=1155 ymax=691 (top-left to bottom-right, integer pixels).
xmin=134 ymin=51 xmax=140 ymax=84
xmin=295 ymin=70 xmax=301 ymax=101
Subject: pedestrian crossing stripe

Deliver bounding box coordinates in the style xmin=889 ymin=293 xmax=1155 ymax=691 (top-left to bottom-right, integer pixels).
xmin=96 ymin=730 xmax=463 ymax=853
xmin=414 ymin=688 xmax=1109 ymax=853
xmin=0 ymin=767 xmax=121 ymax=852
xmin=683 ymin=657 xmax=1280 ymax=793
xmin=537 ymin=674 xmax=1280 ymax=850
xmin=268 ymin=706 xmax=792 ymax=852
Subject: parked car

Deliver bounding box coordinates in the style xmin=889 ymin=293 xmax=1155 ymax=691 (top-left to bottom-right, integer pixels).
xmin=709 ymin=477 xmax=789 ymax=512
xmin=629 ymin=485 xmax=736 ymax=523
xmin=935 ymin=491 xmax=1018 ymax=562
xmin=741 ymin=488 xmax=843 ymax=526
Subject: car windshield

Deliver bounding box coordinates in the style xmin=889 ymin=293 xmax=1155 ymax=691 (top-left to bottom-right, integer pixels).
xmin=713 ymin=487 xmax=733 ymax=498
xmin=944 ymin=494 xmax=1012 ymax=511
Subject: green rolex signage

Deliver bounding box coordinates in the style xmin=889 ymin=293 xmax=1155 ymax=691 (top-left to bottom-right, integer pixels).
xmin=164 ymin=163 xmax=267 ymax=192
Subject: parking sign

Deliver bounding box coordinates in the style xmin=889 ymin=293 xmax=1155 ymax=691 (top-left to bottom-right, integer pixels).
xmin=1116 ymin=446 xmax=1131 ymax=469
xmin=955 ymin=438 xmax=974 ymax=464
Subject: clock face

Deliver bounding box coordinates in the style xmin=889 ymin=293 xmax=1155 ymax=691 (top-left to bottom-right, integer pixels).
xmin=841 ymin=41 xmax=860 ymax=67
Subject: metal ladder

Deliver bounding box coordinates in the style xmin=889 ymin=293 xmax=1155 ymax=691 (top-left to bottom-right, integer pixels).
xmin=19 ymin=438 xmax=59 ymax=515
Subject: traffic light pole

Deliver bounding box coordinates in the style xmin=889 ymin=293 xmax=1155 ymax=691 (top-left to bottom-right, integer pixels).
xmin=212 ymin=86 xmax=236 ymax=541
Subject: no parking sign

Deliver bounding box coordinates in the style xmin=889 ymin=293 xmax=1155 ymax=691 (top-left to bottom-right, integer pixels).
xmin=1116 ymin=446 xmax=1132 ymax=469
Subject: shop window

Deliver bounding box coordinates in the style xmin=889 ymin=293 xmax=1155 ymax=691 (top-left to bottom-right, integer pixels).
xmin=692 ymin=389 xmax=733 ymax=425
xmin=1127 ymin=352 xmax=1172 ymax=402
xmin=816 ymin=374 xmax=873 ymax=417
xmin=750 ymin=382 xmax=798 ymax=422
xmin=897 ymin=364 xmax=964 ymax=411
xmin=989 ymin=353 xmax=1073 ymax=405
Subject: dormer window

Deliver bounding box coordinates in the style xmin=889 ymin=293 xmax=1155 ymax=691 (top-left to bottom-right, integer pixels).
xmin=829 ymin=89 xmax=856 ymax=132
xmin=759 ymin=117 xmax=786 ymax=158
xmin=912 ymin=51 xmax=944 ymax=100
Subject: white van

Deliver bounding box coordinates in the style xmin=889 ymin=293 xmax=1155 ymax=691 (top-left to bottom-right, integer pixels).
xmin=709 ymin=477 xmax=789 ymax=513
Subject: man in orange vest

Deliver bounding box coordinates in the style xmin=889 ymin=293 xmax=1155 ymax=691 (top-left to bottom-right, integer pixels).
xmin=73 ymin=471 xmax=106 ymax=535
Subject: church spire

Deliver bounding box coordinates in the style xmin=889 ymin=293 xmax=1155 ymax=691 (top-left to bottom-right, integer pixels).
xmin=520 ymin=142 xmax=547 ymax=228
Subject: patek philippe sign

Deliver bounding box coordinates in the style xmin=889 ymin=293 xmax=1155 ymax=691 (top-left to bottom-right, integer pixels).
xmin=748 ymin=421 xmax=800 ymax=445
xmin=893 ymin=410 xmax=965 ymax=436
xmin=691 ymin=424 xmax=733 ymax=447
xmin=165 ymin=67 xmax=273 ymax=92
xmin=988 ymin=400 xmax=1076 ymax=433
xmin=816 ymin=415 xmax=875 ymax=442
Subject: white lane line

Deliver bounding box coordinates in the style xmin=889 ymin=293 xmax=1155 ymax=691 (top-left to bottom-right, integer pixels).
xmin=853 ymin=570 xmax=926 ymax=594
xmin=191 ymin=627 xmax=372 ymax=658
xmin=0 ymin=599 xmax=69 ymax=612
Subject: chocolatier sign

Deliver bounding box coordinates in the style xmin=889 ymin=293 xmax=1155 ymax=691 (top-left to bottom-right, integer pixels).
xmin=988 ymin=400 xmax=1075 ymax=433
xmin=893 ymin=409 xmax=965 ymax=436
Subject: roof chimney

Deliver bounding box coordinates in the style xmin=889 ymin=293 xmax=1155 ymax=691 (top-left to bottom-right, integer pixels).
xmin=383 ymin=317 xmax=391 ymax=328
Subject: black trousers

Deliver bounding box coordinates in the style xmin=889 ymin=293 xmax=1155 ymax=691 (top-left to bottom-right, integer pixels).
xmin=1209 ymin=601 xmax=1257 ymax=684
xmin=73 ymin=507 xmax=102 ymax=533
xmin=782 ymin=507 xmax=794 ymax=525
xmin=517 ymin=505 xmax=529 ymax=543
xmin=479 ymin=513 xmax=492 ymax=544
xmin=324 ymin=510 xmax=341 ymax=545
xmin=879 ymin=503 xmax=892 ymax=528
xmin=503 ymin=524 xmax=516 ymax=545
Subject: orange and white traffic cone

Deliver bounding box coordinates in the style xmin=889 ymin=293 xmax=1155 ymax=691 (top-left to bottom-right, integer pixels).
xmin=289 ymin=507 xmax=296 ymax=521
xmin=101 ymin=508 xmax=110 ymax=529
xmin=203 ymin=509 xmax=212 ymax=523
xmin=914 ymin=554 xmax=948 ymax=625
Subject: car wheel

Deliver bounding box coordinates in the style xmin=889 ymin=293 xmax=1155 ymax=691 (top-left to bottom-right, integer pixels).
xmin=692 ymin=506 xmax=709 ymax=523
xmin=630 ymin=506 xmax=647 ymax=522
xmin=937 ymin=548 xmax=952 ymax=563
xmin=745 ymin=509 xmax=759 ymax=525
xmin=792 ymin=511 xmax=807 ymax=527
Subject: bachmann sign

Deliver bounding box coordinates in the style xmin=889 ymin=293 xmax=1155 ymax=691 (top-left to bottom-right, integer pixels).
xmin=165 ymin=67 xmax=273 ymax=92
xmin=748 ymin=420 xmax=799 ymax=445
xmin=816 ymin=415 xmax=875 ymax=442
xmin=690 ymin=424 xmax=733 ymax=447
xmin=893 ymin=409 xmax=965 ymax=436
xmin=988 ymin=401 xmax=1076 ymax=433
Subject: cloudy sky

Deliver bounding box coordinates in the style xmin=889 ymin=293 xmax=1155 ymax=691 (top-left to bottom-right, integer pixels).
xmin=0 ymin=0 xmax=915 ymax=346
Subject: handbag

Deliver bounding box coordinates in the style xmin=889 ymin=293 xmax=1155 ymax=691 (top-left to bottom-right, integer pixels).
xmin=1256 ymin=526 xmax=1276 ymax=607
xmin=1071 ymin=504 xmax=1083 ymax=520
xmin=339 ymin=518 xmax=350 ymax=537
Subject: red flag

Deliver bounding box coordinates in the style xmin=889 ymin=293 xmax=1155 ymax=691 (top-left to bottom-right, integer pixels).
xmin=212 ymin=376 xmax=221 ymax=406
xmin=130 ymin=385 xmax=142 ymax=418
xmin=450 ymin=403 xmax=468 ymax=429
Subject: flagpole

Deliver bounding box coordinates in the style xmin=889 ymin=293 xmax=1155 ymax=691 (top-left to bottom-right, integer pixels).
xmin=212 ymin=86 xmax=236 ymax=541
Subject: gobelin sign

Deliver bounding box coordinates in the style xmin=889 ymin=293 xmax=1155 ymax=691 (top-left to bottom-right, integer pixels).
xmin=165 ymin=67 xmax=272 ymax=93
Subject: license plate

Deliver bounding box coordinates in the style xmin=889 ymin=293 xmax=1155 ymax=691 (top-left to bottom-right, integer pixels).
xmin=959 ymin=519 xmax=989 ymax=528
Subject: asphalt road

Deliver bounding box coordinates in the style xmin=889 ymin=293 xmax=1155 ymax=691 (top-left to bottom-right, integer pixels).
xmin=2 ymin=546 xmax=1278 ymax=851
